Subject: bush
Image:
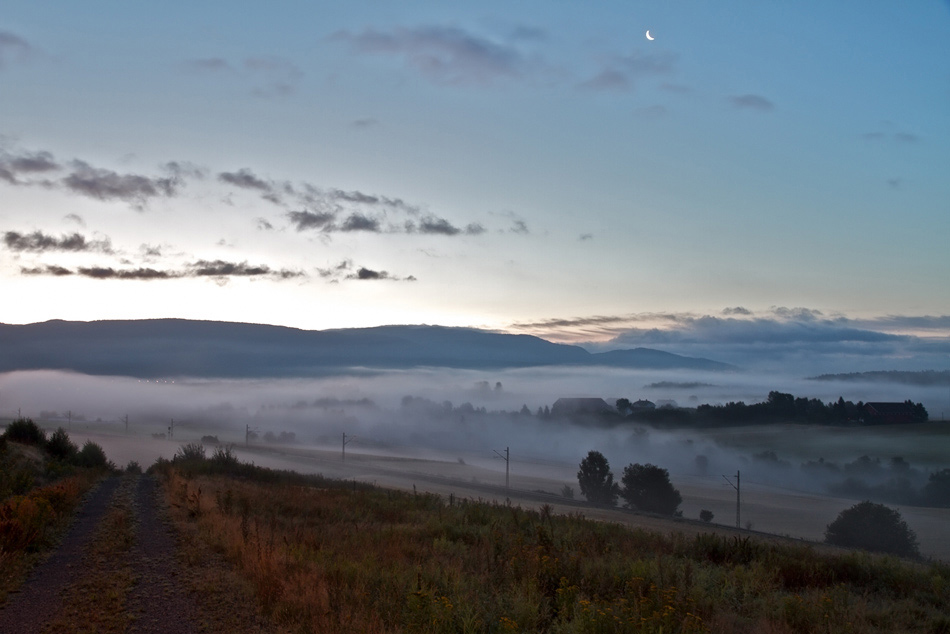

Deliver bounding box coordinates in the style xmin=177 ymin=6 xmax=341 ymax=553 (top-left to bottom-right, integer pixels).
xmin=174 ymin=443 xmax=206 ymax=462
xmin=125 ymin=460 xmax=142 ymax=474
xmin=3 ymin=418 xmax=46 ymax=445
xmin=577 ymin=450 xmax=619 ymax=505
xmin=46 ymin=427 xmax=78 ymax=462
xmin=825 ymin=501 xmax=919 ymax=558
xmin=210 ymin=444 xmax=238 ymax=467
xmin=75 ymin=441 xmax=109 ymax=469
xmin=700 ymin=509 xmax=714 ymax=523
xmin=619 ymin=463 xmax=683 ymax=515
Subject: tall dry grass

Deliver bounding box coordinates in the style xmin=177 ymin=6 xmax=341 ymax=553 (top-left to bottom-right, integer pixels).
xmin=156 ymin=458 xmax=950 ymax=634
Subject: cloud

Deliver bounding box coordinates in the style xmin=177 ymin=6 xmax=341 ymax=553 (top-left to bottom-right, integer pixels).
xmin=722 ymin=306 xmax=752 ymax=316
xmin=244 ymin=56 xmax=303 ymax=97
xmin=340 ymin=213 xmax=381 ymax=232
xmin=20 ymin=264 xmax=73 ymax=276
xmin=63 ymin=161 xmax=180 ymax=207
xmin=3 ymin=230 xmax=113 ymax=254
xmin=63 ymin=214 xmax=85 ymax=227
xmin=861 ymin=130 xmax=921 ymax=145
xmin=0 ymin=31 xmax=33 ymax=69
xmin=218 ymin=168 xmax=272 ymax=192
xmin=316 ymin=259 xmax=414 ymax=282
xmin=256 ymin=217 xmax=274 ymax=231
xmin=350 ymin=118 xmax=378 ymax=128
xmin=0 ymin=149 xmax=61 ymax=184
xmin=184 ymin=56 xmax=302 ymax=97
xmin=78 ymin=266 xmax=177 ymax=280
xmin=189 ymin=259 xmax=275 ymax=277
xmin=579 ymin=233 xmax=593 ymax=241
xmin=287 ymin=210 xmax=336 ymax=231
xmin=580 ymin=51 xmax=677 ymax=91
xmin=728 ymin=94 xmax=775 ymax=111
xmin=184 ymin=57 xmax=231 ymax=72
xmin=333 ymin=25 xmax=524 ymax=85
xmin=510 ymin=308 xmax=950 ymax=374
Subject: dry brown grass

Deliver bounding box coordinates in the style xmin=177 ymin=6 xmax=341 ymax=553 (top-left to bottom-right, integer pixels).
xmin=154 ymin=458 xmax=950 ymax=634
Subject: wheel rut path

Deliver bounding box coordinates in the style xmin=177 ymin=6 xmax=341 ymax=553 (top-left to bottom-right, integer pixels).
xmin=0 ymin=474 xmax=205 ymax=634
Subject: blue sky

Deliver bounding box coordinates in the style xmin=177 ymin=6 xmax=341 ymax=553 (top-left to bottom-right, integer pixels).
xmin=1 ymin=1 xmax=949 ymax=368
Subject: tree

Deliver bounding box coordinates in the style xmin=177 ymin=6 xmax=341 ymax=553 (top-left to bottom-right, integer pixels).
xmin=616 ymin=398 xmax=632 ymax=416
xmin=923 ymin=469 xmax=950 ymax=507
xmin=577 ymin=451 xmax=619 ymax=506
xmin=699 ymin=509 xmax=714 ymax=523
xmin=824 ymin=501 xmax=919 ymax=557
xmin=620 ymin=463 xmax=683 ymax=515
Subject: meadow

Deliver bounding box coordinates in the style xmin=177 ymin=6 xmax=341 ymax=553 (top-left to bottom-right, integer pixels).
xmin=155 ymin=447 xmax=950 ymax=634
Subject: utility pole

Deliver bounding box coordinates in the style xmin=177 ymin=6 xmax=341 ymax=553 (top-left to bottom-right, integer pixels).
xmin=342 ymin=432 xmax=353 ymax=462
xmin=68 ymin=410 xmax=72 ymax=431
xmin=723 ymin=471 xmax=740 ymax=528
xmin=168 ymin=418 xmax=174 ymax=440
xmin=124 ymin=414 xmax=129 ymax=434
xmin=245 ymin=424 xmax=258 ymax=447
xmin=493 ymin=446 xmax=510 ymax=494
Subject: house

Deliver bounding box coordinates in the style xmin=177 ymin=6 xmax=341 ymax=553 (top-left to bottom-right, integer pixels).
xmin=631 ymin=399 xmax=656 ymax=410
xmin=864 ymin=402 xmax=917 ymax=425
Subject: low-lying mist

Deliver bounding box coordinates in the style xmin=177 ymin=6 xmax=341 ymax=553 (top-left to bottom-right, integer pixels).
xmin=2 ymin=367 xmax=948 ymax=502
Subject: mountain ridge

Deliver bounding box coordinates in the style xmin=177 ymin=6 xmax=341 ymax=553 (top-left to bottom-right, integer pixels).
xmin=0 ymin=319 xmax=735 ymax=378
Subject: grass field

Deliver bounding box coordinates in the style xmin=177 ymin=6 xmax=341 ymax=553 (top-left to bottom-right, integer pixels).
xmin=155 ymin=452 xmax=950 ymax=634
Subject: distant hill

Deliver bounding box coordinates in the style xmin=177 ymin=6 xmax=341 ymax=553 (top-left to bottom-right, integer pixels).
xmin=809 ymin=370 xmax=950 ymax=386
xmin=0 ymin=319 xmax=735 ymax=378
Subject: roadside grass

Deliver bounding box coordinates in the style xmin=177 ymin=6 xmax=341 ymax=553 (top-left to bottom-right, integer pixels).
xmin=154 ymin=453 xmax=950 ymax=634
xmin=0 ymin=436 xmax=108 ymax=603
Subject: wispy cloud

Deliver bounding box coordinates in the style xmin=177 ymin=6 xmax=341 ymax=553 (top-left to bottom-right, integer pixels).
xmin=0 ymin=31 xmax=33 ymax=69
xmin=62 ymin=161 xmax=180 ymax=208
xmin=332 ymin=25 xmax=526 ymax=85
xmin=4 ymin=230 xmax=114 ymax=254
xmin=183 ymin=55 xmax=303 ymax=97
xmin=728 ymin=94 xmax=775 ymax=112
xmin=580 ymin=51 xmax=677 ymax=91
xmin=316 ymin=258 xmax=415 ymax=282
xmin=509 ymin=308 xmax=950 ymax=373
xmin=17 ymin=258 xmax=306 ymax=282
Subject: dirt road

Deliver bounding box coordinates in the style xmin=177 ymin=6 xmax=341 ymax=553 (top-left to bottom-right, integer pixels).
xmin=0 ymin=474 xmax=272 ymax=634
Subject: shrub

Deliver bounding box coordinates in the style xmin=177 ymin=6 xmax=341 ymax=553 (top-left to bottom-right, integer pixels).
xmin=577 ymin=450 xmax=619 ymax=505
xmin=210 ymin=444 xmax=238 ymax=467
xmin=46 ymin=427 xmax=78 ymax=462
xmin=75 ymin=441 xmax=109 ymax=469
xmin=174 ymin=443 xmax=206 ymax=462
xmin=825 ymin=501 xmax=919 ymax=558
xmin=3 ymin=418 xmax=46 ymax=445
xmin=560 ymin=484 xmax=574 ymax=499
xmin=125 ymin=460 xmax=142 ymax=474
xmin=700 ymin=509 xmax=714 ymax=523
xmin=619 ymin=463 xmax=683 ymax=515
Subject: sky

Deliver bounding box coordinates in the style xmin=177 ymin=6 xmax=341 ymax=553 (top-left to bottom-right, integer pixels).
xmin=1 ymin=1 xmax=949 ymax=370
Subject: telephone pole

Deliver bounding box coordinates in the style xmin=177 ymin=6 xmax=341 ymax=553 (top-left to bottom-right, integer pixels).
xmin=245 ymin=424 xmax=258 ymax=447
xmin=493 ymin=446 xmax=510 ymax=494
xmin=722 ymin=471 xmax=740 ymax=528
xmin=124 ymin=414 xmax=129 ymax=434
xmin=342 ymin=432 xmax=353 ymax=462
xmin=168 ymin=418 xmax=174 ymax=440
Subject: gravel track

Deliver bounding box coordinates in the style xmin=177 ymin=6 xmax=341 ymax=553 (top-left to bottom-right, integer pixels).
xmin=0 ymin=477 xmax=122 ymax=634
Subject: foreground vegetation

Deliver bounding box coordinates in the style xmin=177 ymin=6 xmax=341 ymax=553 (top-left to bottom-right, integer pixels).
xmin=156 ymin=445 xmax=950 ymax=633
xmin=0 ymin=419 xmax=113 ymax=601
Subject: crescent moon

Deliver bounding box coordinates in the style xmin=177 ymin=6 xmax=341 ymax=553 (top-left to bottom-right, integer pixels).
xmin=645 ymin=30 xmax=655 ymax=41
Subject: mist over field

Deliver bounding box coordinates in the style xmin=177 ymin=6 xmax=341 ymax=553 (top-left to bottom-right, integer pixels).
xmin=3 ymin=366 xmax=948 ymax=486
